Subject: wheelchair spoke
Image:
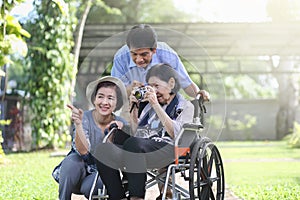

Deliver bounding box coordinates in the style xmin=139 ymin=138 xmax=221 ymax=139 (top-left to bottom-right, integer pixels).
xmin=200 ymin=184 xmax=213 ymax=200
xmin=196 ymin=160 xmax=202 ymax=197
xmin=188 ymin=137 xmax=225 ymax=200
xmin=209 ymin=187 xmax=216 ymax=200
xmin=207 ymin=147 xmax=215 ymax=177
xmin=202 ymin=153 xmax=209 ymax=178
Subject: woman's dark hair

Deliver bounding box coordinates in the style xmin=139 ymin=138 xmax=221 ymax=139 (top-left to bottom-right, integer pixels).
xmin=92 ymin=81 xmax=123 ymax=111
xmin=146 ymin=63 xmax=181 ymax=94
xmin=126 ymin=24 xmax=157 ymax=50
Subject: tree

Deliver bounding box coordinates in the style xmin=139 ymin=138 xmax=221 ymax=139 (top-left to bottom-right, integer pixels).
xmin=0 ymin=0 xmax=30 ymax=158
xmin=24 ymin=0 xmax=117 ymax=148
xmin=87 ymin=0 xmax=194 ymax=23
xmin=25 ymin=0 xmax=76 ymax=148
xmin=0 ymin=0 xmax=30 ymax=66
xmin=273 ymin=59 xmax=299 ymax=139
xmin=267 ymin=0 xmax=300 ymax=138
xmin=71 ymin=0 xmax=120 ymax=99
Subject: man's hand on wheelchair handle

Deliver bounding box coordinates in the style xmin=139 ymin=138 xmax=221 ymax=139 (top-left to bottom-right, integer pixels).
xmin=198 ymin=90 xmax=210 ymax=102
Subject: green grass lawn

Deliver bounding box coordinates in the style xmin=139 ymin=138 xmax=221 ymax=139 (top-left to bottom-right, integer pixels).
xmin=0 ymin=141 xmax=299 ymax=199
xmin=0 ymin=150 xmax=62 ymax=200
xmin=216 ymin=141 xmax=300 ymax=200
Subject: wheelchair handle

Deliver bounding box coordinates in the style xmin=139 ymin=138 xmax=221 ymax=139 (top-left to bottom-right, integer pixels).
xmin=102 ymin=123 xmax=118 ymax=143
xmin=196 ymin=94 xmax=206 ymax=126
xmin=109 ymin=122 xmax=118 ymax=130
xmin=198 ymin=95 xmax=206 ymax=113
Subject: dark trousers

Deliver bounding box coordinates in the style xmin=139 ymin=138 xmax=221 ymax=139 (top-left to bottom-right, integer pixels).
xmin=95 ymin=137 xmax=174 ymax=199
xmin=59 ymin=153 xmax=103 ymax=200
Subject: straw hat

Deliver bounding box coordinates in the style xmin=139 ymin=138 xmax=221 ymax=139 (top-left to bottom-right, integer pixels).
xmin=86 ymin=76 xmax=128 ymax=111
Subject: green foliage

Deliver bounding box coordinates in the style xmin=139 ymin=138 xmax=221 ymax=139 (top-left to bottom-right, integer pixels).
xmin=87 ymin=0 xmax=193 ymax=23
xmin=25 ymin=0 xmax=76 ymax=149
xmin=0 ymin=119 xmax=10 ymax=164
xmin=0 ymin=144 xmax=4 ymax=164
xmin=0 ymin=119 xmax=11 ymax=163
xmin=0 ymin=1 xmax=31 ymax=66
xmin=0 ymin=0 xmax=31 ymax=165
xmin=6 ymin=55 xmax=27 ymax=90
xmin=227 ymin=114 xmax=257 ymax=131
xmin=207 ymin=113 xmax=257 ymax=140
xmin=0 ymin=119 xmax=11 ymax=164
xmin=224 ymin=75 xmax=276 ymax=99
xmin=283 ymin=121 xmax=300 ymax=148
xmin=0 ymin=0 xmax=24 ymax=12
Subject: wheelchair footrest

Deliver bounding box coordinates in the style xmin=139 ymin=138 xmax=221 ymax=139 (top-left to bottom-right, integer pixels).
xmin=92 ymin=188 xmax=109 ymax=200
xmin=92 ymin=194 xmax=109 ymax=200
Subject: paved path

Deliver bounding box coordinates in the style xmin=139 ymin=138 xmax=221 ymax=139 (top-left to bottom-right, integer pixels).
xmin=68 ymin=153 xmax=300 ymax=200
xmin=72 ymin=178 xmax=241 ymax=200
xmin=72 ymin=185 xmax=241 ymax=200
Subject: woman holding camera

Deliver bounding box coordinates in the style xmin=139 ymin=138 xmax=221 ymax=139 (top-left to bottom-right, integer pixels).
xmin=95 ymin=63 xmax=194 ymax=200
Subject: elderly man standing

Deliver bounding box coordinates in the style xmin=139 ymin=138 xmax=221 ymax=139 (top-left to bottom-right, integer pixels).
xmin=110 ymin=24 xmax=209 ymax=199
xmin=111 ymin=24 xmax=209 ymax=100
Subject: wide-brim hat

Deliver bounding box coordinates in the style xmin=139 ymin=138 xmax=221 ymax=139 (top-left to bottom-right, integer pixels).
xmin=86 ymin=76 xmax=128 ymax=111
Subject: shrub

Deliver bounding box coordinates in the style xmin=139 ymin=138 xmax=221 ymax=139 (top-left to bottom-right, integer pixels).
xmin=284 ymin=121 xmax=300 ymax=148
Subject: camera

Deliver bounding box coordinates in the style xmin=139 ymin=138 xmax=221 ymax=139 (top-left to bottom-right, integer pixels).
xmin=133 ymin=87 xmax=147 ymax=100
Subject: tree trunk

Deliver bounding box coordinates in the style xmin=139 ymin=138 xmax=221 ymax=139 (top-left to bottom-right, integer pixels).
xmin=70 ymin=0 xmax=92 ymax=101
xmin=275 ymin=57 xmax=299 ymax=139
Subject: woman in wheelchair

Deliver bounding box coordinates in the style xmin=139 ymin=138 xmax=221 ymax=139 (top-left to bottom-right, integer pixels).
xmin=54 ymin=76 xmax=128 ymax=200
xmin=95 ymin=63 xmax=194 ymax=200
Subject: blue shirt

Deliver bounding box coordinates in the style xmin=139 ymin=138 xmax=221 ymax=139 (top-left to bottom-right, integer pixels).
xmin=72 ymin=110 xmax=128 ymax=172
xmin=111 ymin=42 xmax=192 ymax=88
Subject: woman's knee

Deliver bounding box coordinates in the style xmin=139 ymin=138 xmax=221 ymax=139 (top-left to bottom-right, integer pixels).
xmin=60 ymin=153 xmax=85 ymax=174
xmin=59 ymin=153 xmax=86 ymax=193
xmin=80 ymin=173 xmax=103 ymax=198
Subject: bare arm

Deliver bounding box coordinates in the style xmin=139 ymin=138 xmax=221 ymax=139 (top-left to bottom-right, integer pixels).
xmin=67 ymin=104 xmax=89 ymax=155
xmin=183 ymin=82 xmax=200 ymax=98
xmin=143 ymin=86 xmax=175 ymax=138
xmin=128 ymin=81 xmax=146 ymax=134
xmin=152 ymin=103 xmax=175 ymax=138
xmin=184 ymin=83 xmax=210 ymax=101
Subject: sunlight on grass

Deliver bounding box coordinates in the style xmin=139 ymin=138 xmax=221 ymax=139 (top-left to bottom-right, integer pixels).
xmin=0 ymin=150 xmax=62 ymax=200
xmin=0 ymin=142 xmax=299 ymax=199
xmin=217 ymin=141 xmax=300 ymax=200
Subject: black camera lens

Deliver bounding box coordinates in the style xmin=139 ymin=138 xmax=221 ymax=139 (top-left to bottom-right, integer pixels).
xmin=134 ymin=87 xmax=147 ymax=100
xmin=134 ymin=91 xmax=143 ymax=100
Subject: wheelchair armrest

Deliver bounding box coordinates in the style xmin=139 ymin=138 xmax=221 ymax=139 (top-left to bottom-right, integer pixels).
xmin=183 ymin=123 xmax=203 ymax=130
xmin=174 ymin=123 xmax=202 ymax=147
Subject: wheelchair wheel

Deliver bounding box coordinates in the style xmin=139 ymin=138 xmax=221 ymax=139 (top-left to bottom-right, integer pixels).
xmin=189 ymin=137 xmax=225 ymax=199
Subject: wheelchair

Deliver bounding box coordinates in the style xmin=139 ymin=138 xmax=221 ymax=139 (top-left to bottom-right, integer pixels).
xmin=91 ymin=96 xmax=225 ymax=200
